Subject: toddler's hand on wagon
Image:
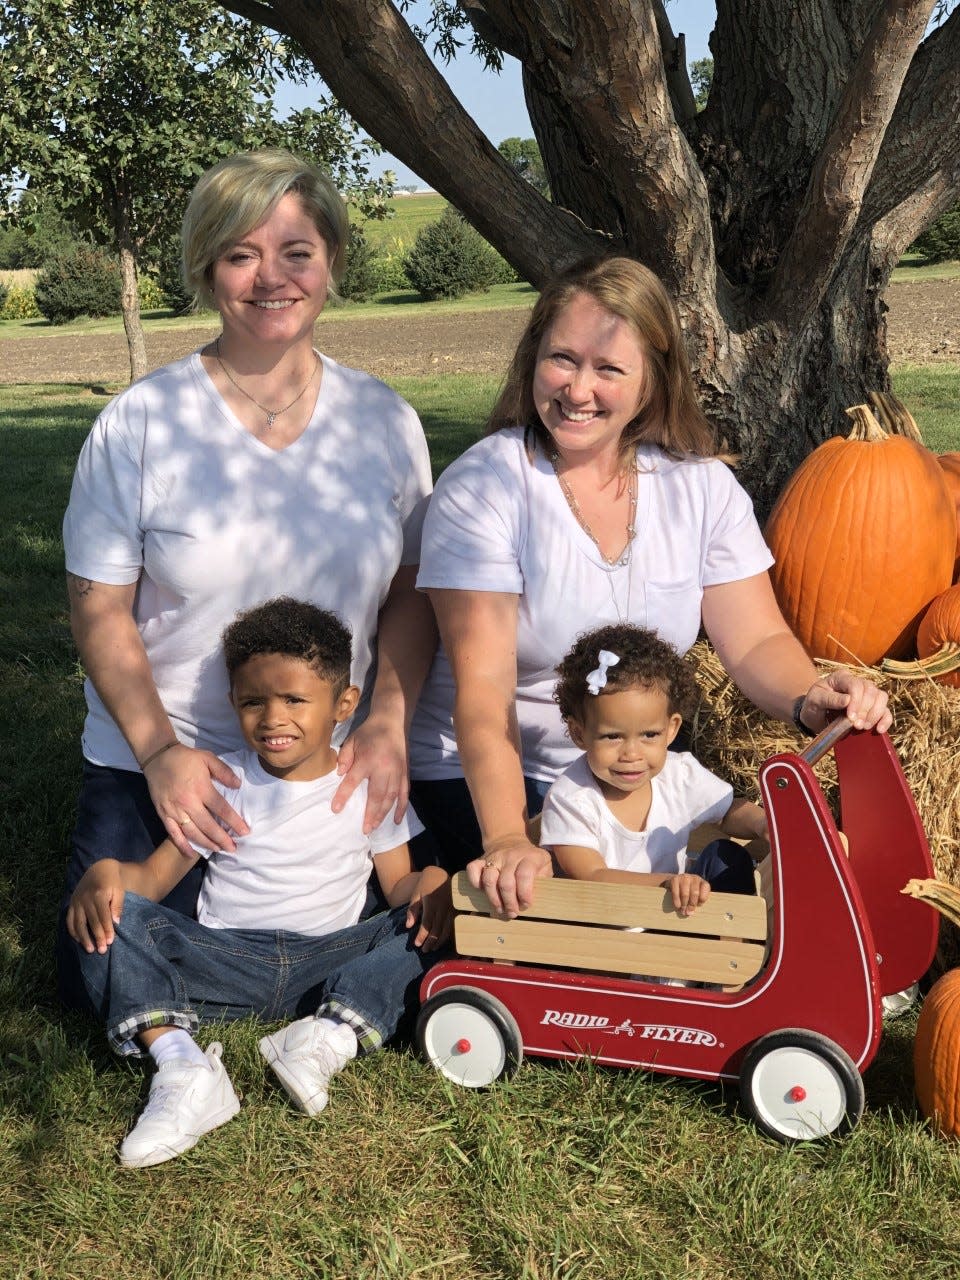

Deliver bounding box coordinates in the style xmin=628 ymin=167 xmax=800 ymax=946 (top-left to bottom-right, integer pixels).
xmin=661 ymin=872 xmax=710 ymax=916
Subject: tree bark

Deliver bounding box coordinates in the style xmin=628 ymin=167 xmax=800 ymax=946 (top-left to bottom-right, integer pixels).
xmin=117 ymin=241 xmax=147 ymax=384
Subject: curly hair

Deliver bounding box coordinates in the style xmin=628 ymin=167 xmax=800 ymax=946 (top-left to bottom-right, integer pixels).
xmin=554 ymin=623 xmax=698 ymax=724
xmin=222 ymin=596 xmax=352 ymax=693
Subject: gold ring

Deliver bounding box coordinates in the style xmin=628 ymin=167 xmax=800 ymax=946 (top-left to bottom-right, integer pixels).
xmin=180 ymin=815 xmax=193 ymax=826
xmin=483 ymin=857 xmax=497 ymax=869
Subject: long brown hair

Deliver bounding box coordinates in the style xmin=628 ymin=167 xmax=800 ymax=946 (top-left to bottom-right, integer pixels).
xmin=487 ymin=255 xmax=716 ymax=463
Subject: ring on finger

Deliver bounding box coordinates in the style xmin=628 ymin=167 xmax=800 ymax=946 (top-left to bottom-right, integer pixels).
xmin=483 ymin=857 xmax=498 ymax=870
xmin=180 ymin=814 xmax=193 ymax=826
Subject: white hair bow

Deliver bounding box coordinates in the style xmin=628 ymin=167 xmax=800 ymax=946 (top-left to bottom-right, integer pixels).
xmin=586 ymin=650 xmax=620 ymax=696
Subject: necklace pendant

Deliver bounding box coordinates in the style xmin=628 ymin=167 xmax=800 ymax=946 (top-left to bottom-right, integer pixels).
xmin=265 ymin=412 xmax=277 ymax=428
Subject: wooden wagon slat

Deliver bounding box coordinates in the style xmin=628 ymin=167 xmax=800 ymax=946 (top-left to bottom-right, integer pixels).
xmin=450 ymin=873 xmax=768 ymax=941
xmin=453 ymin=915 xmax=766 ymax=983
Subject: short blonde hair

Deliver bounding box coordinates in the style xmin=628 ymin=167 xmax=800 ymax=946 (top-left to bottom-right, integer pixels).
xmin=488 ymin=255 xmax=715 ymax=462
xmin=181 ymin=149 xmax=349 ymax=309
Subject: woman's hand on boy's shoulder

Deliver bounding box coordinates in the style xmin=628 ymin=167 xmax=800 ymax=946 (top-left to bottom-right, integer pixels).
xmin=406 ymin=866 xmax=453 ymax=952
xmin=66 ymin=860 xmax=126 ymax=954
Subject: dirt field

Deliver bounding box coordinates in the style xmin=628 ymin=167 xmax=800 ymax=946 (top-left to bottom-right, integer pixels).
xmin=0 ymin=278 xmax=956 ymax=386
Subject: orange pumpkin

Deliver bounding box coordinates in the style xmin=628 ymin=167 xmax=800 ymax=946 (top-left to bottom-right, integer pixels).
xmin=936 ymin=453 xmax=960 ymax=581
xmin=765 ymin=406 xmax=956 ymax=665
xmin=917 ymin=584 xmax=960 ymax=689
xmin=904 ymin=880 xmax=960 ymax=1138
xmin=914 ymin=968 xmax=960 ymax=1137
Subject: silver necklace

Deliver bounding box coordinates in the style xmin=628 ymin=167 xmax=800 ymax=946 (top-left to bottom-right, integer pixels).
xmin=214 ymin=338 xmax=319 ymax=428
xmin=550 ymin=451 xmax=638 ymax=567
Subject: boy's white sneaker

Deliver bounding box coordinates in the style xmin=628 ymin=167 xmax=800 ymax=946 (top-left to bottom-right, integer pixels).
xmin=258 ymin=1017 xmax=358 ymax=1116
xmin=119 ymin=1042 xmax=240 ymax=1169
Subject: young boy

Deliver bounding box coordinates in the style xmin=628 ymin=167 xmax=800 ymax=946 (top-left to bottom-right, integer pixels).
xmin=66 ymin=597 xmax=450 ymax=1168
xmin=542 ymin=623 xmax=768 ymax=915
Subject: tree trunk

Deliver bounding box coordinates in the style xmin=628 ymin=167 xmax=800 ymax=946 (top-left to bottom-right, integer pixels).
xmin=223 ymin=0 xmax=960 ymax=508
xmin=117 ymin=242 xmax=147 ymax=383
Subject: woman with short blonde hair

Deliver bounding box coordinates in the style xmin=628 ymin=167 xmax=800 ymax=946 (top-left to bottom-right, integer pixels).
xmin=59 ymin=150 xmax=436 ymax=1004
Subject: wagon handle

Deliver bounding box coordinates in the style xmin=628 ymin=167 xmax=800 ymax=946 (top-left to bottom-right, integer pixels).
xmin=798 ymin=716 xmax=854 ymax=767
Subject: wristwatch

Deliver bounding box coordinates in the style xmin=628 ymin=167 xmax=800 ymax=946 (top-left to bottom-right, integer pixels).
xmin=792 ymin=695 xmax=817 ymax=738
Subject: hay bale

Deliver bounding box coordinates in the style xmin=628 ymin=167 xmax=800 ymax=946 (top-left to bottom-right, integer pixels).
xmin=685 ymin=639 xmax=960 ymax=973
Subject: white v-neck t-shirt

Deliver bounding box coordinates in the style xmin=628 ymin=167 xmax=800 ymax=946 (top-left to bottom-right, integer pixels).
xmin=64 ymin=351 xmax=431 ymax=770
xmin=410 ymin=428 xmax=772 ymax=783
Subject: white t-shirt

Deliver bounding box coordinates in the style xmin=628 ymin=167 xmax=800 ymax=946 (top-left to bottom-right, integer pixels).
xmin=63 ymin=351 xmax=431 ymax=770
xmin=192 ymin=750 xmax=424 ymax=936
xmin=539 ymin=753 xmax=733 ymax=876
xmin=409 ymin=429 xmax=773 ymax=782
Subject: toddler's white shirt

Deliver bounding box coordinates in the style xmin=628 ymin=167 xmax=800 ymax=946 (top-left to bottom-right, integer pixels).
xmin=539 ymin=752 xmax=733 ymax=876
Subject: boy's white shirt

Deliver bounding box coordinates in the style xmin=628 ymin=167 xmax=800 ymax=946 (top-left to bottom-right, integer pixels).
xmin=188 ymin=749 xmax=423 ymax=937
xmin=539 ymin=752 xmax=733 ymax=876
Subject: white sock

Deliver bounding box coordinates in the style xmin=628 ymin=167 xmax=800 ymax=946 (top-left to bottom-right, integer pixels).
xmin=147 ymin=1029 xmax=209 ymax=1069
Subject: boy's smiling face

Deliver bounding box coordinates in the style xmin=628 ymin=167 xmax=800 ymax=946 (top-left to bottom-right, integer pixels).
xmin=230 ymin=652 xmax=358 ymax=782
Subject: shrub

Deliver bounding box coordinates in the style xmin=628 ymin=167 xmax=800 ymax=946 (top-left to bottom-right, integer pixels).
xmin=34 ymin=247 xmax=121 ymax=323
xmin=0 ymin=280 xmax=7 ymax=312
xmin=0 ymin=226 xmax=35 ymax=270
xmin=1 ymin=284 xmax=41 ymax=320
xmin=404 ymin=208 xmax=498 ymax=300
xmin=370 ymin=235 xmax=411 ymax=293
xmin=138 ymin=272 xmax=167 ymax=311
xmin=911 ymin=207 xmax=960 ymax=264
xmin=338 ymin=225 xmax=380 ymax=302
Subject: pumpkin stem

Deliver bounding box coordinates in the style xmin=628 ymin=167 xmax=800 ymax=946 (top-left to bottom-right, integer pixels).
xmin=868 ymin=390 xmax=924 ymax=443
xmin=844 ymin=393 xmax=925 ymax=444
xmin=845 ymin=404 xmax=887 ymax=442
xmin=902 ymin=878 xmax=960 ymax=928
xmin=881 ymin=643 xmax=960 ymax=679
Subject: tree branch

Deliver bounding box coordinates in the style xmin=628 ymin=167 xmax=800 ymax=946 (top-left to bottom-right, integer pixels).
xmin=221 ymin=0 xmax=296 ymax=39
xmin=650 ymin=0 xmax=697 ymax=124
xmin=767 ymin=0 xmax=936 ymax=320
xmin=222 ymin=0 xmax=603 ymax=284
xmin=858 ymin=5 xmax=960 ymax=252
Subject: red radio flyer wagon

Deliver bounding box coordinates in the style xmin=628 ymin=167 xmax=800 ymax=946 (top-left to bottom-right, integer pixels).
xmin=416 ymin=721 xmax=940 ymax=1142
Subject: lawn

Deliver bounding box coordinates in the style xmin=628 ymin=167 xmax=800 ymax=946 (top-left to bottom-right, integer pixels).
xmin=2 ymin=374 xmax=960 ymax=1278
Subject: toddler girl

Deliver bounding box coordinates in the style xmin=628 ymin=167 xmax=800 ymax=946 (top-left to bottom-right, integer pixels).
xmin=540 ymin=623 xmax=767 ymax=915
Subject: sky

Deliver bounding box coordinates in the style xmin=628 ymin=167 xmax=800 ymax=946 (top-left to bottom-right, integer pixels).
xmin=276 ymin=1 xmax=718 ymax=190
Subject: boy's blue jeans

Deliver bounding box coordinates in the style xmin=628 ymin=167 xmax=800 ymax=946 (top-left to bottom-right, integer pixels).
xmin=71 ymin=894 xmax=442 ymax=1058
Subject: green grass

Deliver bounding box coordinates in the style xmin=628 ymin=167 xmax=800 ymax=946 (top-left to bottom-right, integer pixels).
xmin=3 ymin=377 xmax=960 ymax=1277
xmin=0 ymin=281 xmax=535 ymax=341
xmin=351 ymin=191 xmax=448 ymax=249
xmin=891 ymin=255 xmax=960 ymax=284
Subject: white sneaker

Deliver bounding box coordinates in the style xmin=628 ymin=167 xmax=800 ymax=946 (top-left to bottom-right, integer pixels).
xmin=119 ymin=1042 xmax=240 ymax=1169
xmin=258 ymin=1017 xmax=358 ymax=1116
xmin=881 ymin=983 xmax=920 ymax=1020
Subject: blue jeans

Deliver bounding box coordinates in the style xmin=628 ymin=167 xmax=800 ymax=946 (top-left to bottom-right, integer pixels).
xmin=71 ymin=894 xmax=443 ymax=1058
xmin=409 ymin=775 xmax=549 ymax=873
xmin=57 ymin=761 xmax=204 ymax=1009
xmin=689 ymin=838 xmax=756 ymax=895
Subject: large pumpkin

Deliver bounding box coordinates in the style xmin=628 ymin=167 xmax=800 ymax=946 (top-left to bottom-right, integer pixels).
xmin=904 ymin=880 xmax=960 ymax=1138
xmin=914 ymin=969 xmax=960 ymax=1138
xmin=765 ymin=405 xmax=955 ymax=665
xmin=936 ymin=453 xmax=960 ymax=581
xmin=917 ymin=585 xmax=960 ymax=689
